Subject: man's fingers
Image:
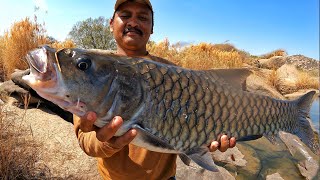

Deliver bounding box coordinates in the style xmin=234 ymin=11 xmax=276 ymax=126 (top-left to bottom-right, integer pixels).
xmin=229 ymin=137 xmax=236 ymax=148
xmin=209 ymin=141 xmax=219 ymax=152
xmin=96 ymin=116 xmax=123 ymax=142
xmin=219 ymin=135 xmax=229 ymax=152
xmin=110 ymin=129 xmax=137 ymax=149
xmin=78 ymin=111 xmax=97 ymax=132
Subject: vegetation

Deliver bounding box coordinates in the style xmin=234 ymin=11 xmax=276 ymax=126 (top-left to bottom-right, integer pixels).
xmin=0 ymin=17 xmax=47 ymax=79
xmin=147 ymin=39 xmax=248 ymax=69
xmin=69 ymin=16 xmax=116 ymax=50
xmin=295 ymin=71 xmax=319 ymax=90
xmin=0 ymin=17 xmax=75 ymax=80
xmin=259 ymin=49 xmax=288 ymax=59
xmin=267 ymin=69 xmax=282 ymax=92
xmin=0 ymin=104 xmax=52 ymax=179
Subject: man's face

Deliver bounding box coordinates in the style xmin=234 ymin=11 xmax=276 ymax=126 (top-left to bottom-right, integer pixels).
xmin=110 ymin=2 xmax=153 ymax=51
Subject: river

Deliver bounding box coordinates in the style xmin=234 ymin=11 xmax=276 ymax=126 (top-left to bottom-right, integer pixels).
xmin=310 ymin=97 xmax=319 ymax=132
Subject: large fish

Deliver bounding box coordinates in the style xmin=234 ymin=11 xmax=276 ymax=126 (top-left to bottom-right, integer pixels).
xmin=22 ymin=46 xmax=319 ymax=172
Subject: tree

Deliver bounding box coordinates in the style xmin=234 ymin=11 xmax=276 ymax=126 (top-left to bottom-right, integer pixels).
xmin=68 ymin=17 xmax=116 ymax=50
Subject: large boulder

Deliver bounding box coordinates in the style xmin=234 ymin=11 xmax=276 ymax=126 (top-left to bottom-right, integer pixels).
xmin=246 ymin=68 xmax=285 ymax=99
xmin=285 ymin=55 xmax=319 ymax=71
xmin=276 ymin=64 xmax=300 ymax=94
xmin=257 ymin=56 xmax=287 ymax=69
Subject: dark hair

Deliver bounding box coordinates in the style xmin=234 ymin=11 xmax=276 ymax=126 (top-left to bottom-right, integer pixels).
xmin=111 ymin=6 xmax=154 ymax=33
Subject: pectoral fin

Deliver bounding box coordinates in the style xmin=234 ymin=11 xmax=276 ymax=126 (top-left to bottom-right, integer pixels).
xmin=131 ymin=124 xmax=177 ymax=153
xmin=185 ymin=147 xmax=219 ymax=172
xmin=179 ymin=154 xmax=191 ymax=166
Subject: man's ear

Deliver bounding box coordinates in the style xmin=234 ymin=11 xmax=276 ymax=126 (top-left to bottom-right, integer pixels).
xmin=109 ymin=18 xmax=114 ymax=32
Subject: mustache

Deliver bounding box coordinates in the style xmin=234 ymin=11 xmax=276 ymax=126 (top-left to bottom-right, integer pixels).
xmin=124 ymin=27 xmax=143 ymax=36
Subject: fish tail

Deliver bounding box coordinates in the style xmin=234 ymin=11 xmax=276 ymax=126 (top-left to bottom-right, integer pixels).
xmin=292 ymin=91 xmax=319 ymax=154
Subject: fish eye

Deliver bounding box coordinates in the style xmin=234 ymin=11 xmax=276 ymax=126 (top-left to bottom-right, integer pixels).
xmin=76 ymin=57 xmax=92 ymax=71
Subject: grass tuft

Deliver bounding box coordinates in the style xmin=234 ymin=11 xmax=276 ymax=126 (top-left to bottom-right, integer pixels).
xmin=0 ymin=104 xmax=52 ymax=179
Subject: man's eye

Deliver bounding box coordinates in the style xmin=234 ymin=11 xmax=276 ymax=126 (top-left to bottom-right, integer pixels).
xmin=139 ymin=16 xmax=148 ymax=21
xmin=120 ymin=15 xmax=130 ymax=19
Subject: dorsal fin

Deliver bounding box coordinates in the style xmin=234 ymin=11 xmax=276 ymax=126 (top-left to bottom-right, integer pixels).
xmin=205 ymin=68 xmax=252 ymax=91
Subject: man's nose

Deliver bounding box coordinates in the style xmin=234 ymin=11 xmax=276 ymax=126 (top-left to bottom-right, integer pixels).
xmin=127 ymin=17 xmax=138 ymax=27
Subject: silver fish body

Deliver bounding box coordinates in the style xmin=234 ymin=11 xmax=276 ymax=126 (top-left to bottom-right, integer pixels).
xmin=22 ymin=46 xmax=319 ymax=171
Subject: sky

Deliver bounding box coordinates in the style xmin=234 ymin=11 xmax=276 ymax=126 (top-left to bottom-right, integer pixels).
xmin=0 ymin=0 xmax=319 ymax=60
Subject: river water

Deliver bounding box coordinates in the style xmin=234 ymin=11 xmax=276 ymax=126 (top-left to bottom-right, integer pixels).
xmin=310 ymin=97 xmax=319 ymax=132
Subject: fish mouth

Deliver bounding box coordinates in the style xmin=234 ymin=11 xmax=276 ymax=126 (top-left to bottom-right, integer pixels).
xmin=24 ymin=46 xmax=57 ymax=83
xmin=23 ymin=46 xmax=88 ymax=117
xmin=26 ymin=47 xmax=48 ymax=74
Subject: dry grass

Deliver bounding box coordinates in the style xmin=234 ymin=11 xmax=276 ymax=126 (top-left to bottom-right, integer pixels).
xmin=267 ymin=69 xmax=282 ymax=91
xmin=0 ymin=17 xmax=47 ymax=80
xmin=0 ymin=17 xmax=76 ymax=81
xmin=260 ymin=49 xmax=287 ymax=59
xmin=147 ymin=39 xmax=248 ymax=69
xmin=50 ymin=39 xmax=76 ymax=49
xmin=0 ymin=103 xmax=52 ymax=179
xmin=295 ymin=71 xmax=319 ymax=90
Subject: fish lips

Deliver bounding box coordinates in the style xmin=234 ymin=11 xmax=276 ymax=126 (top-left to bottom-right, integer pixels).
xmin=26 ymin=47 xmax=49 ymax=74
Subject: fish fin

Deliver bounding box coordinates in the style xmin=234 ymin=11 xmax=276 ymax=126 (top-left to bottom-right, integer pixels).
xmin=292 ymin=91 xmax=319 ymax=154
xmin=131 ymin=124 xmax=176 ymax=152
xmin=237 ymin=135 xmax=262 ymax=142
xmin=179 ymin=154 xmax=191 ymax=166
xmin=206 ymin=68 xmax=252 ymax=91
xmin=185 ymin=147 xmax=219 ymax=172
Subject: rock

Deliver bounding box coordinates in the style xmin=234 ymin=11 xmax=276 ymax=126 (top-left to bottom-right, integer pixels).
xmin=279 ymin=132 xmax=319 ymax=180
xmin=266 ymin=173 xmax=284 ymax=180
xmin=212 ymin=147 xmax=247 ymax=167
xmin=257 ymin=56 xmax=287 ymax=69
xmin=0 ymin=80 xmax=42 ymax=105
xmin=246 ymin=69 xmax=285 ymax=99
xmin=0 ymin=79 xmax=74 ymax=122
xmin=285 ymin=55 xmax=319 ymax=71
xmin=257 ymin=55 xmax=319 ymax=72
xmin=276 ymin=64 xmax=300 ymax=94
xmin=175 ymin=158 xmax=235 ymax=180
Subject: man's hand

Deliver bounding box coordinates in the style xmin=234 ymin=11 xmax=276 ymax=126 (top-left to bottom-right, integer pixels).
xmin=76 ymin=112 xmax=136 ymax=149
xmin=208 ymin=135 xmax=236 ymax=152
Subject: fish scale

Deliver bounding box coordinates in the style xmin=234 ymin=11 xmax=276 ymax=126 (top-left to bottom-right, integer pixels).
xmin=137 ymin=61 xmax=300 ymax=151
xmin=22 ymin=46 xmax=319 ymax=172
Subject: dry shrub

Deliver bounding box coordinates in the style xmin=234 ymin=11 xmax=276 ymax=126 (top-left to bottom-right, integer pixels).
xmin=267 ymin=69 xmax=282 ymax=91
xmin=50 ymin=39 xmax=76 ymax=49
xmin=147 ymin=39 xmax=180 ymax=64
xmin=0 ymin=104 xmax=52 ymax=179
xmin=0 ymin=36 xmax=5 ymax=81
xmin=0 ymin=17 xmax=47 ymax=80
xmin=179 ymin=43 xmax=245 ymax=69
xmin=295 ymin=71 xmax=319 ymax=90
xmin=148 ymin=39 xmax=246 ymax=69
xmin=260 ymin=49 xmax=287 ymax=59
xmin=0 ymin=17 xmax=76 ymax=81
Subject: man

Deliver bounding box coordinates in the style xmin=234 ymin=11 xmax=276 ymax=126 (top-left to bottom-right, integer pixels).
xmin=74 ymin=0 xmax=236 ymax=179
